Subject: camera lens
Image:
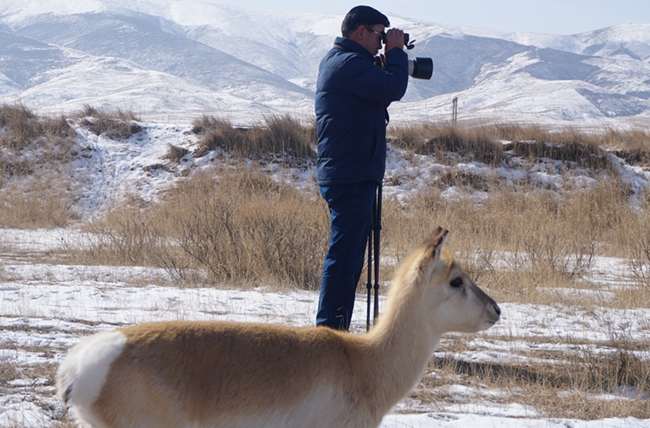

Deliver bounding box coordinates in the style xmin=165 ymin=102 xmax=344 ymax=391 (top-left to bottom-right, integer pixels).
xmin=408 ymin=57 xmax=434 ymax=80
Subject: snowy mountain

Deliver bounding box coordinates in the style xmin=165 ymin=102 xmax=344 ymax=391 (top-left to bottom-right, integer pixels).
xmin=0 ymin=0 xmax=649 ymax=125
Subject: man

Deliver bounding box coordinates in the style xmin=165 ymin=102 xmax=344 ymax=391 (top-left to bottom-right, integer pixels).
xmin=315 ymin=5 xmax=409 ymax=330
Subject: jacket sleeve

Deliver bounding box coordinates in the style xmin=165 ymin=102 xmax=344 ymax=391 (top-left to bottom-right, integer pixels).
xmin=339 ymin=48 xmax=409 ymax=105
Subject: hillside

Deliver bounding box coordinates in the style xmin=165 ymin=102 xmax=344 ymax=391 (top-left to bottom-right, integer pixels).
xmin=0 ymin=0 xmax=648 ymax=125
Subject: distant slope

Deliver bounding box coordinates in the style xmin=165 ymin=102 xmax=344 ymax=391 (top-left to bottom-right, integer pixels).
xmin=0 ymin=0 xmax=648 ymax=125
xmin=13 ymin=12 xmax=312 ymax=97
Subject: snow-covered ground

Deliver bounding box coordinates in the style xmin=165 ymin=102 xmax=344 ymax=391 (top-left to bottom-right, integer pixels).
xmin=1 ymin=228 xmax=649 ymax=427
xmin=61 ymin=118 xmax=650 ymax=218
xmin=1 ymin=117 xmax=649 ymax=426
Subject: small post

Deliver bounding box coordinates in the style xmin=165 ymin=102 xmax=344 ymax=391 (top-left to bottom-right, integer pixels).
xmin=452 ymin=97 xmax=458 ymax=126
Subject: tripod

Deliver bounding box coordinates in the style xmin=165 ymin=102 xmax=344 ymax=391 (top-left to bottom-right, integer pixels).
xmin=366 ymin=183 xmax=382 ymax=331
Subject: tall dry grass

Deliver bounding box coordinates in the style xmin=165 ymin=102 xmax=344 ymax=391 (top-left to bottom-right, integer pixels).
xmin=629 ymin=220 xmax=650 ymax=288
xmin=0 ymin=104 xmax=75 ymax=151
xmin=0 ymin=172 xmax=78 ymax=228
xmin=389 ymin=121 xmax=632 ymax=173
xmin=71 ymin=167 xmax=329 ymax=289
xmin=0 ymin=105 xmax=645 ymax=295
xmin=383 ymin=179 xmax=650 ymax=306
xmin=390 ymin=122 xmax=506 ymax=166
xmin=386 ymin=121 xmax=650 ymax=305
xmin=0 ymin=104 xmax=77 ymax=175
xmin=597 ymin=128 xmax=650 ymax=167
xmin=76 ymin=104 xmax=142 ymax=140
xmin=193 ymin=114 xmax=316 ymax=162
xmin=66 ymin=119 xmax=650 ymax=301
xmin=0 ymin=104 xmax=80 ymax=228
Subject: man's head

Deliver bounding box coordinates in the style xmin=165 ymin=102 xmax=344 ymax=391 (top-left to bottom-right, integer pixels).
xmin=341 ymin=5 xmax=389 ymax=55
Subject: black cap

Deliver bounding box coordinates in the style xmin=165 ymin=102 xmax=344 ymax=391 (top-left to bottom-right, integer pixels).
xmin=341 ymin=6 xmax=390 ymax=37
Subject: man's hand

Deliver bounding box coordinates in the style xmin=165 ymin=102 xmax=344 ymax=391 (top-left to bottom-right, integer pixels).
xmin=384 ymin=28 xmax=404 ymax=52
xmin=374 ymin=54 xmax=386 ymax=69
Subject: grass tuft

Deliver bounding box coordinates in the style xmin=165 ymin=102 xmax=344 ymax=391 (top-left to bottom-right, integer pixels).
xmin=77 ymin=104 xmax=142 ymax=140
xmin=193 ymin=115 xmax=315 ymax=162
xmin=0 ymin=104 xmax=80 ymax=228
xmin=163 ymin=144 xmax=190 ymax=163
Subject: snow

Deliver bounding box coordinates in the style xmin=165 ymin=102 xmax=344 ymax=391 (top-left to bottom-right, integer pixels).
xmin=0 ymin=118 xmax=649 ymax=427
xmin=0 ymin=0 xmax=649 ymax=125
xmin=0 ymin=2 xmax=648 ymax=426
xmin=1 ymin=228 xmax=650 ymax=427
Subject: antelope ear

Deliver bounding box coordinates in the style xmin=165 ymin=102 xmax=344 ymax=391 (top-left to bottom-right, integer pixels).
xmin=424 ymin=227 xmax=449 ymax=261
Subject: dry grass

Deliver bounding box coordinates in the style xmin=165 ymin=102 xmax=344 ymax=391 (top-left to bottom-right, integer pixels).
xmin=71 ymin=166 xmax=329 ymax=289
xmin=595 ymin=128 xmax=650 ymax=166
xmin=76 ymin=104 xmax=142 ymax=140
xmin=193 ymin=115 xmax=316 ymax=162
xmin=386 ymin=177 xmax=632 ymax=253
xmin=0 ymin=104 xmax=80 ymax=228
xmin=382 ymin=178 xmax=650 ymax=307
xmin=163 ymin=143 xmax=190 ymax=163
xmin=391 ymin=122 xmax=506 ymax=166
xmin=389 ymin=121 xmax=641 ymax=173
xmin=0 ymin=104 xmax=78 ymax=177
xmin=416 ymin=332 xmax=650 ymax=420
xmin=0 ymin=171 xmax=78 ymax=229
xmin=0 ymin=107 xmax=644 ymax=295
xmin=66 ymin=119 xmax=650 ymax=301
xmin=630 ymin=229 xmax=650 ymax=287
xmin=0 ymin=104 xmax=75 ymax=152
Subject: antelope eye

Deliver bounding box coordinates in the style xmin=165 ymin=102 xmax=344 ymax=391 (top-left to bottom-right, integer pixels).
xmin=450 ymin=277 xmax=463 ymax=288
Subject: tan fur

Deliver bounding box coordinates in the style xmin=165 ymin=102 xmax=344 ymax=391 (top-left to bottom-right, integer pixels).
xmin=57 ymin=227 xmax=500 ymax=428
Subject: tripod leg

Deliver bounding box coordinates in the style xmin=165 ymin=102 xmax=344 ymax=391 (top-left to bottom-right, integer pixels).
xmin=373 ymin=184 xmax=382 ymax=324
xmin=366 ymin=223 xmax=373 ymax=332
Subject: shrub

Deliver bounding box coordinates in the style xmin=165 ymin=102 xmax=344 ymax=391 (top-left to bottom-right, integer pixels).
xmin=164 ymin=144 xmax=190 ymax=163
xmin=75 ymin=167 xmax=329 ymax=289
xmin=0 ymin=104 xmax=79 ymax=228
xmin=193 ymin=115 xmax=315 ymax=162
xmin=77 ymin=104 xmax=142 ymax=140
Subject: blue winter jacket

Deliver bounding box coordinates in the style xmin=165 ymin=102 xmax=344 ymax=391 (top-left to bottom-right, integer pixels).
xmin=315 ymin=37 xmax=409 ymax=186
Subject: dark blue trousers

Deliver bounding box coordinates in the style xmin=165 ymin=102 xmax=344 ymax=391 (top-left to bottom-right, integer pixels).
xmin=317 ymin=181 xmax=378 ymax=330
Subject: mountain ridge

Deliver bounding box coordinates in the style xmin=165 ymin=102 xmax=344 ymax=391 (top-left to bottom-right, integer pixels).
xmin=0 ymin=0 xmax=648 ymax=125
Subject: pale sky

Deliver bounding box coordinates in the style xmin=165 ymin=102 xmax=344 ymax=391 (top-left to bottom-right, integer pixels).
xmin=217 ymin=0 xmax=648 ymax=35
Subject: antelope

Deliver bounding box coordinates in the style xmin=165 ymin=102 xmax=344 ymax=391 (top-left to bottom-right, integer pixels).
xmin=56 ymin=227 xmax=500 ymax=428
